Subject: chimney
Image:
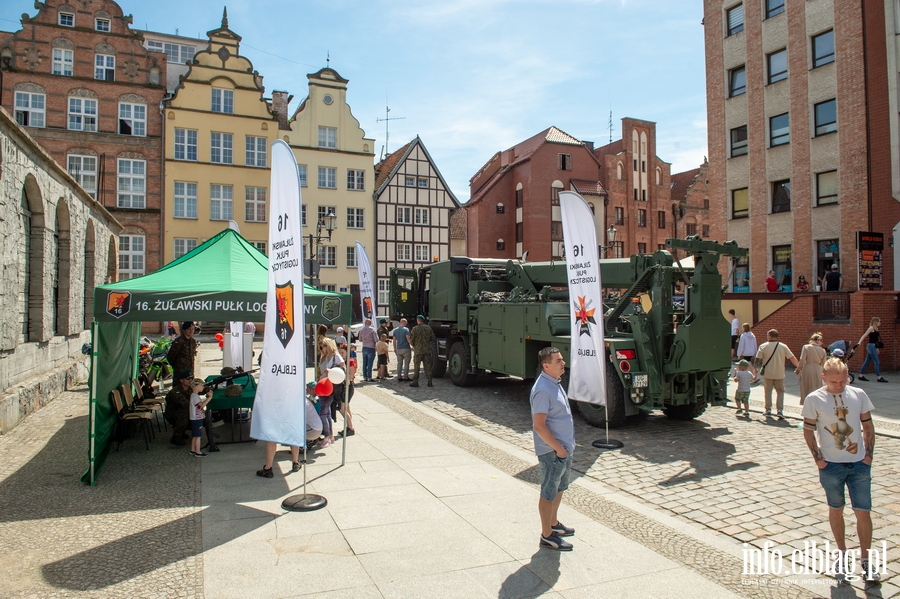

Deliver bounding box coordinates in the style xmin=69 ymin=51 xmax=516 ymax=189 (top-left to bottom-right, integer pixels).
xmin=270 ymin=91 xmax=293 ymax=130
xmin=582 ymin=140 xmax=594 ymax=152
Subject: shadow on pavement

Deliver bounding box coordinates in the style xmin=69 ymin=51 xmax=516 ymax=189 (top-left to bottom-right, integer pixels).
xmin=498 ymin=547 xmax=560 ymax=599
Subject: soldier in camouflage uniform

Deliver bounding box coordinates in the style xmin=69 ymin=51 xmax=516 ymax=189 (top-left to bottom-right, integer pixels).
xmin=409 ymin=315 xmax=436 ymax=387
xmin=167 ymin=321 xmax=198 ymax=376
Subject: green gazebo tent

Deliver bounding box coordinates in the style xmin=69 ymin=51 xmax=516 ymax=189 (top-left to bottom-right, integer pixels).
xmin=84 ymin=229 xmax=351 ymax=484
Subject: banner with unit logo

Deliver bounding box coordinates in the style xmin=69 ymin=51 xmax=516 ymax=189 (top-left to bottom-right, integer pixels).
xmin=250 ymin=141 xmax=306 ymax=446
xmin=559 ymin=191 xmax=606 ymax=407
xmin=356 ymin=241 xmax=375 ymax=321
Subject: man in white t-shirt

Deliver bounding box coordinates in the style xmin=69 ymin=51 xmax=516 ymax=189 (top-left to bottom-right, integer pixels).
xmin=729 ymin=309 xmax=740 ymax=360
xmin=802 ymin=358 xmax=879 ymax=582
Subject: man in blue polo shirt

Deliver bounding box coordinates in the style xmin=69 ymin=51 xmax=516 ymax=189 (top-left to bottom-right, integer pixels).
xmin=530 ymin=347 xmax=576 ymax=551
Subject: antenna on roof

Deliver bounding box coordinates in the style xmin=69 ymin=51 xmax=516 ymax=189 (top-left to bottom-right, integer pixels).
xmin=376 ymin=104 xmax=405 ymax=160
xmin=326 ymin=51 xmax=330 ymax=68
xmin=608 ymin=109 xmax=613 ymax=145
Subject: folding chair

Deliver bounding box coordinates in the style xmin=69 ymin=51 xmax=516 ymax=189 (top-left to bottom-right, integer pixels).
xmin=110 ymin=389 xmax=153 ymax=450
xmin=133 ymin=378 xmax=166 ymax=432
xmin=121 ymin=384 xmax=160 ymax=436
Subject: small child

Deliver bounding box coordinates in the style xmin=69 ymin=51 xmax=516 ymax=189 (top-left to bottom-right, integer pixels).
xmin=733 ymin=360 xmax=754 ymax=417
xmin=376 ymin=334 xmax=390 ymax=380
xmin=189 ymin=378 xmax=213 ymax=456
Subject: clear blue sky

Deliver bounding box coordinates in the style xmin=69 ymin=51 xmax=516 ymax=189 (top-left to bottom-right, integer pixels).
xmin=3 ymin=0 xmax=709 ymax=203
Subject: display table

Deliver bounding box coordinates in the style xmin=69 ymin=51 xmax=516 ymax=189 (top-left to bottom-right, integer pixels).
xmin=206 ymin=374 xmax=256 ymax=442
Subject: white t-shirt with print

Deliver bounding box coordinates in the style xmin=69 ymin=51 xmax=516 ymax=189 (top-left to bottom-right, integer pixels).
xmin=801 ymin=385 xmax=874 ymax=463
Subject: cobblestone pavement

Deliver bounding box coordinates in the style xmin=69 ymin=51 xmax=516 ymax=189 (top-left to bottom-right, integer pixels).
xmin=0 ymin=384 xmax=203 ymax=599
xmin=371 ymin=370 xmax=900 ymax=598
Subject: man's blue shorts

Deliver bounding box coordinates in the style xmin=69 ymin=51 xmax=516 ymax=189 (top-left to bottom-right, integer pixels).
xmin=818 ymin=461 xmax=872 ymax=511
xmin=190 ymin=420 xmax=203 ymax=438
xmin=537 ymin=451 xmax=573 ymax=501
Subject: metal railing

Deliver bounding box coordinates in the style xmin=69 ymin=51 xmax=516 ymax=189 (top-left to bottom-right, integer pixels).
xmin=814 ymin=292 xmax=851 ymax=320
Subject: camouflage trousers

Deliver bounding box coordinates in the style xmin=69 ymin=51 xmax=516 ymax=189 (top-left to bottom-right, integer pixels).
xmin=412 ymin=351 xmax=433 ymax=383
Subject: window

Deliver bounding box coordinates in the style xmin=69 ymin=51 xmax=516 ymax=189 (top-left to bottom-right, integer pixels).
xmin=117 ymin=159 xmax=145 ymax=208
xmin=210 ymin=132 xmax=233 ymax=164
xmin=173 ymin=181 xmax=198 ymax=219
xmin=146 ymin=41 xmax=195 ymax=64
xmin=210 ymin=184 xmax=233 ymax=220
xmin=641 ymin=161 xmax=646 ymax=173
xmin=52 ymin=49 xmax=73 ymax=76
xmin=318 ymin=167 xmax=336 ymax=188
xmin=516 ymin=222 xmax=523 ymax=243
xmin=611 ymin=242 xmax=624 ymax=259
xmin=317 ymin=246 xmax=336 ymax=267
xmin=318 ymin=126 xmax=337 ymax=149
xmin=816 ymin=171 xmax=838 ymax=205
xmin=418 ymin=177 xmax=428 ymax=188
xmin=729 ymin=66 xmax=746 ymax=97
xmin=347 ymin=169 xmax=365 ymax=190
xmin=730 ymin=125 xmax=748 ymax=157
xmin=558 ymin=154 xmax=572 ymax=170
xmin=642 ymin=189 xmax=647 ymax=202
xmin=657 ymin=211 xmax=666 ymax=229
xmin=347 ymin=207 xmax=365 ymax=229
xmin=637 ymin=243 xmax=647 ymax=254
xmin=397 ymin=206 xmax=412 ymax=224
xmin=814 ymin=99 xmax=837 ymax=136
xmin=551 ymin=186 xmax=561 ymax=205
xmin=174 ymin=238 xmax=197 ymax=259
xmin=119 ymin=103 xmax=146 ymax=136
xmin=772 ymin=245 xmax=792 ymax=291
xmin=174 ymin=128 xmax=198 ymax=161
xmin=551 ymin=221 xmax=563 ymax=241
xmin=397 ymin=244 xmax=412 ymax=261
xmin=301 ymin=204 xmax=307 ymax=227
xmin=732 ymin=188 xmax=749 ymax=218
xmin=515 ymin=188 xmax=523 ymax=207
xmin=59 ymin=12 xmax=74 ymax=27
xmin=297 ymin=165 xmax=307 ymax=187
xmin=317 ymin=206 xmax=336 ymax=227
xmin=683 ymin=224 xmax=696 ymax=237
xmin=812 ymin=31 xmax=835 ymax=68
xmin=68 ymin=97 xmax=97 ymax=132
xmin=95 ymin=54 xmax=115 ymax=81
xmin=378 ymin=280 xmax=390 ymax=307
xmin=67 ymin=155 xmax=97 ymax=198
xmin=767 ymin=49 xmax=787 ymax=84
xmin=245 ymin=187 xmax=266 ymax=222
xmin=637 ymin=209 xmax=647 ymax=227
xmin=769 ymin=113 xmax=790 ymax=146
xmin=346 ymin=246 xmax=357 ymax=268
xmin=497 ymin=239 xmax=505 ymax=251
xmin=95 ymin=17 xmax=110 ymax=31
xmin=415 ymin=244 xmax=430 ymax=262
xmin=772 ymin=179 xmax=791 ymax=213
xmin=252 ymin=241 xmax=267 ymax=255
xmin=766 ymin=0 xmax=785 ymax=18
xmin=415 ymin=208 xmax=430 ymax=225
xmin=211 ymin=88 xmax=234 ymax=114
xmin=118 ymin=235 xmax=144 ymax=279
xmin=496 ymin=203 xmax=505 ymax=214
xmin=405 ymin=177 xmax=415 ymax=187
xmin=245 ymin=136 xmax=267 ymax=167
xmin=615 ymin=206 xmax=624 ymax=225
xmin=704 ymin=199 xmax=710 ymax=209
xmin=702 ymin=225 xmax=710 ymax=237
xmin=726 ymin=4 xmax=744 ymax=36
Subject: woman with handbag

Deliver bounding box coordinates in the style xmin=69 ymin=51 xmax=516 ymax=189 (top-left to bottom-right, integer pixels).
xmin=856 ymin=317 xmax=887 ymax=382
xmin=317 ymin=338 xmax=345 ymax=447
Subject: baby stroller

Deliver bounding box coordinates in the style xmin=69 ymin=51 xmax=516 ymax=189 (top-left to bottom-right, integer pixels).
xmin=827 ymin=340 xmax=857 ymax=384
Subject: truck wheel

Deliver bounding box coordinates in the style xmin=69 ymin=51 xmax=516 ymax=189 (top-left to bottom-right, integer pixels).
xmin=448 ymin=341 xmax=477 ymax=387
xmin=432 ymin=338 xmax=447 ymax=379
xmin=663 ymin=401 xmax=708 ymax=421
xmin=576 ymin=363 xmax=626 ymax=428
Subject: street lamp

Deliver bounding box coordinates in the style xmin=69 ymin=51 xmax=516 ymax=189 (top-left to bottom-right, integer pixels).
xmin=601 ymin=225 xmax=618 ymax=257
xmin=305 ymin=209 xmax=337 ymax=286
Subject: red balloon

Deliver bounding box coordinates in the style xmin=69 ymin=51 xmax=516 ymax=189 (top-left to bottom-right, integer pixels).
xmin=218 ymin=340 xmax=224 ymax=348
xmin=215 ymin=333 xmax=224 ymax=341
xmin=315 ymin=378 xmax=334 ymax=396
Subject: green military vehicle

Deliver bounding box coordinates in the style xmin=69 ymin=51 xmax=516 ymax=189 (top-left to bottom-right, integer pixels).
xmin=389 ymin=237 xmax=748 ymax=428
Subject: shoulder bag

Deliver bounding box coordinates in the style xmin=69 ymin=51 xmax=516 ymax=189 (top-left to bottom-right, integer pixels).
xmin=760 ymin=342 xmax=779 ymax=377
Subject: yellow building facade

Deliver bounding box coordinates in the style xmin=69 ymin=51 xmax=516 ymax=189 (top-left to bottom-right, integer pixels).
xmin=284 ymin=68 xmax=375 ymax=294
xmin=162 ymin=14 xmax=279 ymax=264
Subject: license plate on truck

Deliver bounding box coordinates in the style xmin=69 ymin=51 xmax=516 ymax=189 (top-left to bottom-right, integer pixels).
xmin=632 ymin=374 xmax=648 ymax=388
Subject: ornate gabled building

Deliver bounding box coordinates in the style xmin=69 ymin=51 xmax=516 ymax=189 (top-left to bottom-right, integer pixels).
xmin=466 ymin=126 xmax=606 ymax=261
xmin=373 ymin=136 xmax=461 ymax=306
xmin=0 ymin=0 xmax=166 ymax=279
xmin=162 ymin=10 xmax=280 ymax=263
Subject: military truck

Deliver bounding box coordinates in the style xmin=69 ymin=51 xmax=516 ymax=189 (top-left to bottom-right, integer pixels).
xmin=390 ymin=237 xmax=747 ymax=428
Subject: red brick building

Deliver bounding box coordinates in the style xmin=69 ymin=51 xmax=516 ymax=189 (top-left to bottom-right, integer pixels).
xmin=466 ymin=126 xmax=606 ymax=261
xmin=704 ymin=0 xmax=898 ymax=292
xmin=1 ymin=0 xmax=167 ymax=280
